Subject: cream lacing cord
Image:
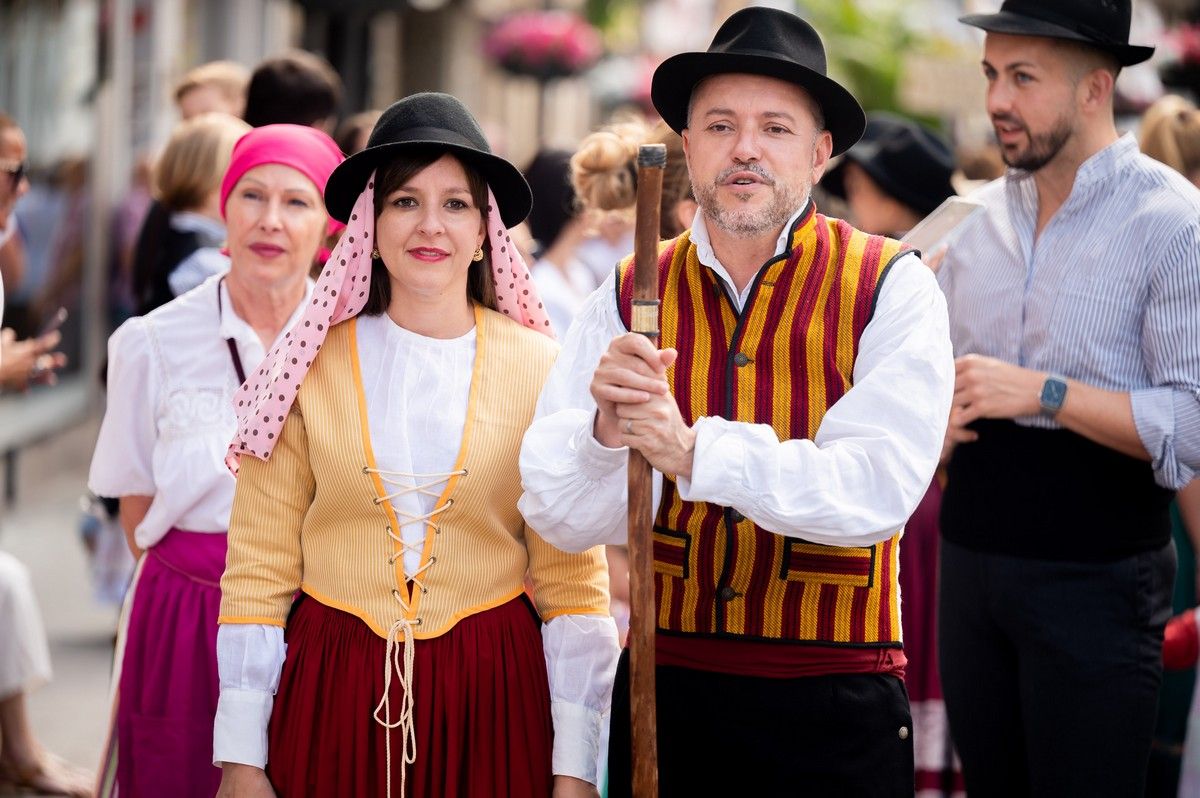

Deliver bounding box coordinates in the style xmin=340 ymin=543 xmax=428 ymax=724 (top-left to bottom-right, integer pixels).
xmin=367 ymin=466 xmax=466 ymax=507
xmin=362 ymin=466 xmax=465 ymax=797
xmin=374 ymin=603 xmax=417 ymax=798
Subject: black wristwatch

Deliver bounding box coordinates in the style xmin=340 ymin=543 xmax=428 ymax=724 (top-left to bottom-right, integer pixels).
xmin=1039 ymin=374 xmax=1068 ymax=417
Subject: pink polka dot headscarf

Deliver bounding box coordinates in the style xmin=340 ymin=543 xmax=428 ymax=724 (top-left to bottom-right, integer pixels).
xmin=226 ymin=170 xmax=553 ymax=473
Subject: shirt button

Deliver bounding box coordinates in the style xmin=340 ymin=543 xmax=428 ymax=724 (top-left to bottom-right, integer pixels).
xmin=899 ymin=726 xmax=910 ymax=741
xmin=732 ymin=352 xmax=751 ymax=367
xmin=718 ymin=586 xmax=739 ymax=602
xmin=730 ymin=509 xmax=745 ymax=524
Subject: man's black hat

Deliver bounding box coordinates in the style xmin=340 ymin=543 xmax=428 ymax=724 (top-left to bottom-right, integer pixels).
xmin=823 ymin=113 xmax=956 ymax=218
xmin=651 ymin=7 xmax=865 ymax=156
xmin=960 ymin=0 xmax=1154 ymax=66
xmin=324 ymin=92 xmax=532 ymax=227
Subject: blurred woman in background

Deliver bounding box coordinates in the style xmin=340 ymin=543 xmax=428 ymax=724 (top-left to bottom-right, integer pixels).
xmin=570 ymin=120 xmax=693 ymax=287
xmin=130 ymin=113 xmax=249 ymax=315
xmin=523 ymin=149 xmax=593 ymax=337
xmin=1140 ymin=94 xmax=1200 ymax=189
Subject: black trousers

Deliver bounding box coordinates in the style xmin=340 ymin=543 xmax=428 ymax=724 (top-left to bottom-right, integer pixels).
xmin=938 ymin=539 xmax=1175 ymax=798
xmin=607 ymin=650 xmax=914 ymax=797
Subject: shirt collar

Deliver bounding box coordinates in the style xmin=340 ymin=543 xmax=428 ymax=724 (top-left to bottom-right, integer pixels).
xmin=689 ymin=203 xmax=809 ymax=278
xmin=1073 ymin=133 xmax=1138 ymax=189
xmin=1004 ymin=133 xmax=1139 ymax=195
xmin=171 ymin=210 xmax=226 ymax=241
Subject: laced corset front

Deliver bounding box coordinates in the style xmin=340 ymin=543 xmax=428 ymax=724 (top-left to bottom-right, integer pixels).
xmin=355 ymin=313 xmax=476 ymax=797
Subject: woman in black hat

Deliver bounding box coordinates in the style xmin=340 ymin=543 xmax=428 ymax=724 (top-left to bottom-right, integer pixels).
xmin=215 ymin=93 xmax=616 ymax=798
xmin=822 ymin=112 xmax=956 ymax=239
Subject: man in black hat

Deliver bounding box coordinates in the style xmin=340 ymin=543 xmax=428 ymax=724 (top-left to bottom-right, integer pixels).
xmin=934 ymin=1 xmax=1200 ymax=794
xmin=520 ymin=7 xmax=954 ymax=795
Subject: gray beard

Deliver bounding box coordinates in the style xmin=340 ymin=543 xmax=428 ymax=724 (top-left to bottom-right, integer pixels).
xmin=695 ymin=177 xmax=807 ymax=239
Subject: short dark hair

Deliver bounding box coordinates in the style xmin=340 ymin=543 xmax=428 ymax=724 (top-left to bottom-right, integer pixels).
xmin=243 ymin=50 xmax=343 ymax=129
xmin=361 ymin=149 xmax=495 ymax=317
xmin=1055 ymin=38 xmax=1122 ymax=82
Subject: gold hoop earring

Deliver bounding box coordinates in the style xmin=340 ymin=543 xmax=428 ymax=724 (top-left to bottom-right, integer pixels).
xmin=472 ymin=247 xmax=484 ymax=262
xmin=370 ymin=249 xmax=380 ymax=260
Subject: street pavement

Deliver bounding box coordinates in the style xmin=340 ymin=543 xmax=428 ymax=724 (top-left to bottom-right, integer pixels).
xmin=1 ymin=414 xmax=115 ymax=779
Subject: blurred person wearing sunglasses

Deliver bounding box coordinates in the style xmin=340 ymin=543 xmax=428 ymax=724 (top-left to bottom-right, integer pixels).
xmin=0 ymin=112 xmax=90 ymax=796
xmin=0 ymin=115 xmax=64 ymax=392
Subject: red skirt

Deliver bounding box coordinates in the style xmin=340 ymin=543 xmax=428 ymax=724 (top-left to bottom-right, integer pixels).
xmin=266 ymin=595 xmax=554 ymax=798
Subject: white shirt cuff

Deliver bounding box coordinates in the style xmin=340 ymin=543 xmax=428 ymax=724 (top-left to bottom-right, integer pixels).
xmin=675 ymin=416 xmax=750 ymax=508
xmin=574 ymin=412 xmax=629 ymax=480
xmin=551 ymin=700 xmax=604 ymax=784
xmin=212 ymin=687 xmax=274 ymax=768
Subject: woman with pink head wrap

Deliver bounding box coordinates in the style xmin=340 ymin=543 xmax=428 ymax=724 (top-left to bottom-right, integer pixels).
xmin=87 ymin=124 xmax=342 ymax=797
xmin=215 ymin=93 xmax=618 ymax=798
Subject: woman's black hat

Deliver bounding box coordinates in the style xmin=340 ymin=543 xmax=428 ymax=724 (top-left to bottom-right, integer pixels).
xmin=650 ymin=7 xmax=865 ymax=156
xmin=324 ymin=92 xmax=532 ymax=227
xmin=960 ymin=0 xmax=1153 ymax=67
xmin=823 ymin=113 xmax=956 ymax=217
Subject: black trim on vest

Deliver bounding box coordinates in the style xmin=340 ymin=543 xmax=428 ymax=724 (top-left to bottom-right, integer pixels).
xmin=868 ymin=247 xmax=909 ymax=325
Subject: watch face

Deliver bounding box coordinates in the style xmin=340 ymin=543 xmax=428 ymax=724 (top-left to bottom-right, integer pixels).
xmin=1041 ymin=378 xmax=1067 ymax=411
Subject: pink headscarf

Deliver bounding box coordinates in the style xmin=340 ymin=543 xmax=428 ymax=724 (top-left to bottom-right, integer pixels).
xmin=220 ymin=124 xmax=346 ymax=235
xmin=226 ymin=173 xmax=553 ymax=472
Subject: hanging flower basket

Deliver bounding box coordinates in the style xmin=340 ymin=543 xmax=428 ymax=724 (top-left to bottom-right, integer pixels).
xmin=484 ymin=10 xmax=604 ymax=82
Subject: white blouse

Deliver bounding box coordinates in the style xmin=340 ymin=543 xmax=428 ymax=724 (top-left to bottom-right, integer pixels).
xmin=88 ymin=275 xmax=312 ymax=550
xmin=214 ymin=312 xmax=619 ymax=785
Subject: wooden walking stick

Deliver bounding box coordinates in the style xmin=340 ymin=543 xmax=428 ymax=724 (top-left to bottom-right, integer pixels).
xmin=627 ymin=142 xmax=666 ymax=797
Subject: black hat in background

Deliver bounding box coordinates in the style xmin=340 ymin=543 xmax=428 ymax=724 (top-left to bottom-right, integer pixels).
xmin=651 ymin=7 xmax=865 ymax=155
xmin=523 ymin=149 xmax=577 ymax=256
xmin=324 ymin=92 xmax=532 ymax=227
xmin=960 ymin=0 xmax=1153 ymax=66
xmin=822 ymin=112 xmax=956 ymax=217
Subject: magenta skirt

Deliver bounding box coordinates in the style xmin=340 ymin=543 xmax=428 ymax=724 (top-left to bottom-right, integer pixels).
xmin=110 ymin=529 xmax=226 ymax=797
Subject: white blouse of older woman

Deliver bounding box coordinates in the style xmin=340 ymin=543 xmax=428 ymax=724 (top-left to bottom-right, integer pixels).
xmin=116 ymin=162 xmax=329 ymax=556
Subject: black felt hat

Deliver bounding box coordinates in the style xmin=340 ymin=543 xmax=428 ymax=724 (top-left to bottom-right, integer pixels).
xmin=324 ymin=92 xmax=532 ymax=227
xmin=823 ymin=113 xmax=956 ymax=217
xmin=960 ymin=0 xmax=1153 ymax=66
xmin=651 ymin=7 xmax=865 ymax=156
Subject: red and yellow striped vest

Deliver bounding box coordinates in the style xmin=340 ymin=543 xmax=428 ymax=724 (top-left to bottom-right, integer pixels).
xmin=616 ymin=204 xmax=908 ymax=646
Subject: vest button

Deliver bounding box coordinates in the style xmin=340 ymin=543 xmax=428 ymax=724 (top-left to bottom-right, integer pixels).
xmin=730 ymin=509 xmax=745 ymax=524
xmin=718 ymin=586 xmax=739 ymax=601
xmin=732 ymin=352 xmax=751 ymax=367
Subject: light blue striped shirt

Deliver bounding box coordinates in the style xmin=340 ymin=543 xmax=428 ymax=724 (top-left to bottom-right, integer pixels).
xmin=938 ymin=134 xmax=1200 ymax=489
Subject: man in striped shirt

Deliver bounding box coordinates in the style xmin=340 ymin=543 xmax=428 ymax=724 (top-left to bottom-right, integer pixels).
xmin=936 ymin=1 xmax=1200 ymax=795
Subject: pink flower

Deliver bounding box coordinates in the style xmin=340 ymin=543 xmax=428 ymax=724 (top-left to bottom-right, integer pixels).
xmin=485 ymin=11 xmax=603 ymax=79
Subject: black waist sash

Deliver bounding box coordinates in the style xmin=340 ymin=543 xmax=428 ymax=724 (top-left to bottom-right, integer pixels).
xmin=941 ymin=419 xmax=1173 ymax=562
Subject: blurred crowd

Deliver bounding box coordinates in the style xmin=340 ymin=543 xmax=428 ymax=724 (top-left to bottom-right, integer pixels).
xmin=0 ymin=3 xmax=1199 ymax=796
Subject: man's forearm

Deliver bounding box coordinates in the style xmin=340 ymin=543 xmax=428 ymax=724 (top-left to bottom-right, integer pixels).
xmin=1055 ymin=379 xmax=1149 ymax=461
